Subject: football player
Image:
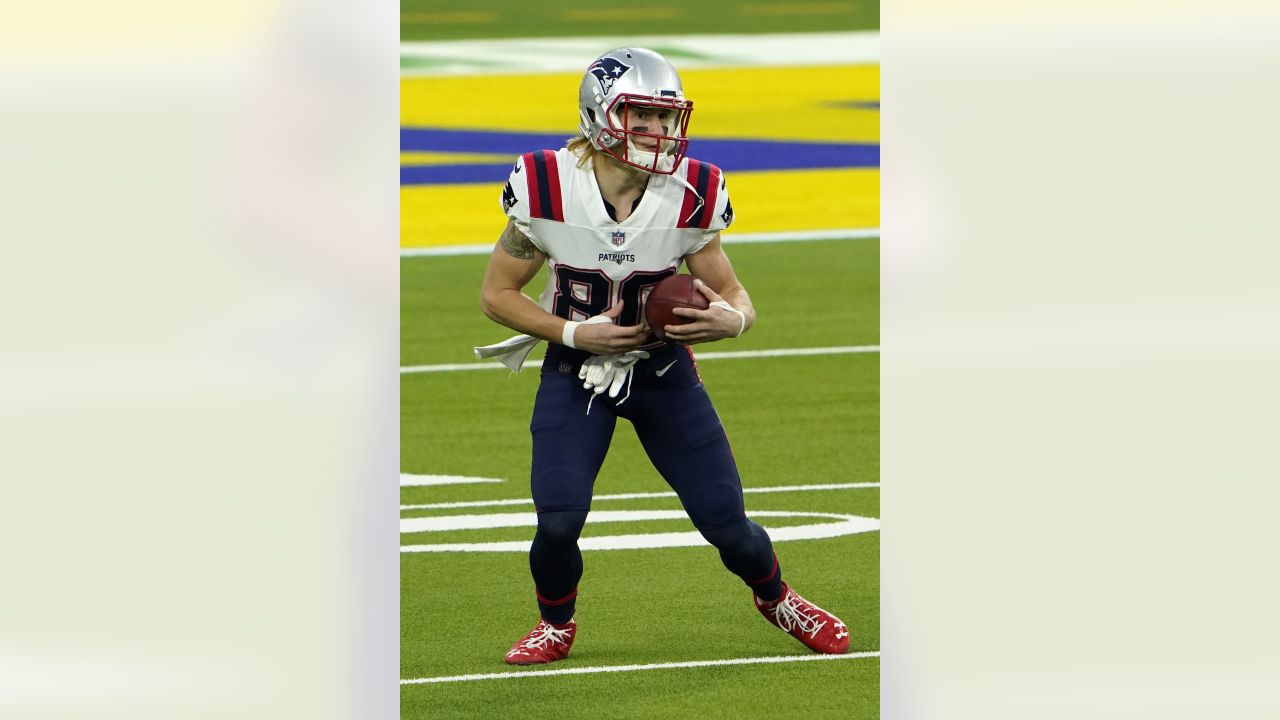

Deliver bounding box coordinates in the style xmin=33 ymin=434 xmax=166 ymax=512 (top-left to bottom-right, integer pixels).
xmin=477 ymin=48 xmax=850 ymax=664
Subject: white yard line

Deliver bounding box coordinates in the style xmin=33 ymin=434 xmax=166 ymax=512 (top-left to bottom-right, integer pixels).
xmin=399 ymin=474 xmax=504 ymax=488
xmin=401 ymin=481 xmax=879 ymax=511
xmin=689 ymin=345 xmax=880 ymax=360
xmin=401 ymin=227 xmax=879 ymax=258
xmin=400 ymin=361 xmax=514 ymax=373
xmin=400 ymin=344 xmax=879 ymax=375
xmin=739 ymin=482 xmax=880 ymax=494
xmin=401 ymin=650 xmax=880 ymax=685
xmin=401 ymin=511 xmax=878 ymax=553
xmin=709 ymin=228 xmax=880 ymax=245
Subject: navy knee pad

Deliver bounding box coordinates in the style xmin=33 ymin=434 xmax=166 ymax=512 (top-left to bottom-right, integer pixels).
xmin=534 ymin=509 xmax=588 ymax=547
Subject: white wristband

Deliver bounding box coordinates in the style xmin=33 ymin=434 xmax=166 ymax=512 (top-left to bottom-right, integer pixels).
xmin=710 ymin=300 xmax=746 ymax=338
xmin=562 ymin=320 xmax=580 ymax=348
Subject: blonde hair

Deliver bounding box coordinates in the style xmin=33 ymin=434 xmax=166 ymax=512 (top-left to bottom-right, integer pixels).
xmin=566 ymin=136 xmax=598 ymax=168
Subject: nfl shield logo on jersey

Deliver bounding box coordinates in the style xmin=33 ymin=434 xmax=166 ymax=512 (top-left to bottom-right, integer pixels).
xmin=611 ymin=230 xmax=626 ymax=247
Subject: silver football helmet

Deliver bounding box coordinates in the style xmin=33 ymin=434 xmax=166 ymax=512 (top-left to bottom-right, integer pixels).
xmin=577 ymin=48 xmax=692 ymax=174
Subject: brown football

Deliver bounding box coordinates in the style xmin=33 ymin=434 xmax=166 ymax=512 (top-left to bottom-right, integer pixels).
xmin=645 ymin=274 xmax=709 ymax=341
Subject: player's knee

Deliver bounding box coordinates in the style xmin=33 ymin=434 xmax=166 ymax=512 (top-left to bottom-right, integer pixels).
xmin=535 ymin=510 xmax=588 ymax=546
xmin=702 ymin=517 xmax=770 ymax=553
xmin=697 ymin=516 xmax=752 ymax=551
xmin=699 ymin=518 xmax=774 ymax=576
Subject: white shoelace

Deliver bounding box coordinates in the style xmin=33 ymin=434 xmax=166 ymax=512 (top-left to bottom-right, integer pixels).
xmin=514 ymin=622 xmax=572 ymax=652
xmin=770 ymin=594 xmax=827 ymax=638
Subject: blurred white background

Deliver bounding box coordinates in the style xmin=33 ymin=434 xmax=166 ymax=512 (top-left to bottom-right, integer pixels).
xmin=885 ymin=1 xmax=1280 ymax=718
xmin=0 ymin=1 xmax=397 ymax=718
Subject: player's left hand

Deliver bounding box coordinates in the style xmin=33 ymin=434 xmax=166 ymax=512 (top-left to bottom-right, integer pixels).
xmin=664 ymin=282 xmax=746 ymax=345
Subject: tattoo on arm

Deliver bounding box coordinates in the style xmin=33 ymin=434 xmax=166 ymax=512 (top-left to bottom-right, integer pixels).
xmin=499 ymin=224 xmax=537 ymax=260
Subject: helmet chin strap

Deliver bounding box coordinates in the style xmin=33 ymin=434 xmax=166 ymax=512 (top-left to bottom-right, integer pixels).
xmin=624 ymin=137 xmax=676 ymax=173
xmin=600 ymin=136 xmax=703 ymax=223
xmin=626 ymin=139 xmax=704 ymax=221
xmin=671 ymin=170 xmax=704 ymax=224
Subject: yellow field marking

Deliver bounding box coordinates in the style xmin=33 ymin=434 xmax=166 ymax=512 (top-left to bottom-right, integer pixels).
xmin=401 ymin=151 xmax=511 ymax=166
xmin=400 ymin=167 xmax=878 ymax=248
xmin=403 ymin=184 xmax=502 ymax=248
xmin=400 ymin=11 xmax=497 ymax=24
xmin=741 ymin=2 xmax=857 ymax=16
xmin=725 ymin=167 xmax=880 ymax=234
xmin=683 ymin=65 xmax=880 ymax=142
xmin=402 ymin=65 xmax=879 ymax=143
xmin=402 ymin=73 xmax=579 ymax=136
xmin=561 ymin=8 xmax=682 ymax=21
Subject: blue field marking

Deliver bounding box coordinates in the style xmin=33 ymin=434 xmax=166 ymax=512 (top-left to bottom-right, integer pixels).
xmin=401 ymin=128 xmax=879 ymax=186
xmin=401 ymin=164 xmax=514 ymax=185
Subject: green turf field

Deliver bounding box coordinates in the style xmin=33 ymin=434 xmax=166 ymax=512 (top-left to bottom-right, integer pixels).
xmin=401 ymin=238 xmax=879 ymax=718
xmin=401 ymin=0 xmax=880 ymax=41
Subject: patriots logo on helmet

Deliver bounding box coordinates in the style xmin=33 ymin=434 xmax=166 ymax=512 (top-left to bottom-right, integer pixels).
xmin=611 ymin=230 xmax=626 ymax=247
xmin=588 ymin=57 xmax=631 ymax=96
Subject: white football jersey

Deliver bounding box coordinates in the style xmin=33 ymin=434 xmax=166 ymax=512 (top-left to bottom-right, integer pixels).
xmin=500 ymin=147 xmax=733 ymax=327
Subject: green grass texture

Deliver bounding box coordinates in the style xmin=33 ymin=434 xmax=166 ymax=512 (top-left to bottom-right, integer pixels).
xmin=401 ymin=0 xmax=880 ymax=42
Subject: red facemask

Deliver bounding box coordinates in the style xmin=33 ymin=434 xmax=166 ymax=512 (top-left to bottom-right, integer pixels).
xmin=595 ymin=94 xmax=693 ymax=174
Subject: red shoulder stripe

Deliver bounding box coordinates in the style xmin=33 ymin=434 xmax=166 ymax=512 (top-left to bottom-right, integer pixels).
xmin=522 ymin=152 xmax=542 ymax=219
xmin=543 ymin=150 xmax=564 ymax=222
xmin=678 ymin=160 xmax=703 ymax=228
xmin=523 ymin=150 xmax=564 ymax=221
xmin=700 ymin=164 xmax=722 ymax=230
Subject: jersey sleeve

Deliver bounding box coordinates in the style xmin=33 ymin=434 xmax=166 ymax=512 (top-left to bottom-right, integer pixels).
xmin=501 ymin=151 xmax=568 ymax=253
xmin=499 ymin=155 xmax=534 ymax=237
xmin=679 ymin=161 xmax=734 ymax=255
xmin=706 ymin=170 xmax=734 ymax=233
xmin=698 ymin=170 xmax=734 ymax=254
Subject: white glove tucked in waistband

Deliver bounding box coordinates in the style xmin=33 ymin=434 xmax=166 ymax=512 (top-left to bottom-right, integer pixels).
xmin=579 ymin=350 xmax=650 ymax=408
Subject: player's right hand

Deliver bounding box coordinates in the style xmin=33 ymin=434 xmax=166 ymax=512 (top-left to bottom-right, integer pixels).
xmin=571 ymin=304 xmax=648 ymax=355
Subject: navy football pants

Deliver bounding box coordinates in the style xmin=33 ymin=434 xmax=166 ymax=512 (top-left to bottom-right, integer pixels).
xmin=527 ymin=343 xmax=782 ymax=623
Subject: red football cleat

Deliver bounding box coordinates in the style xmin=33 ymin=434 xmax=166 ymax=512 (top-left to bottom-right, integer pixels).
xmin=504 ymin=618 xmax=577 ymax=665
xmin=754 ymin=584 xmax=850 ymax=654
